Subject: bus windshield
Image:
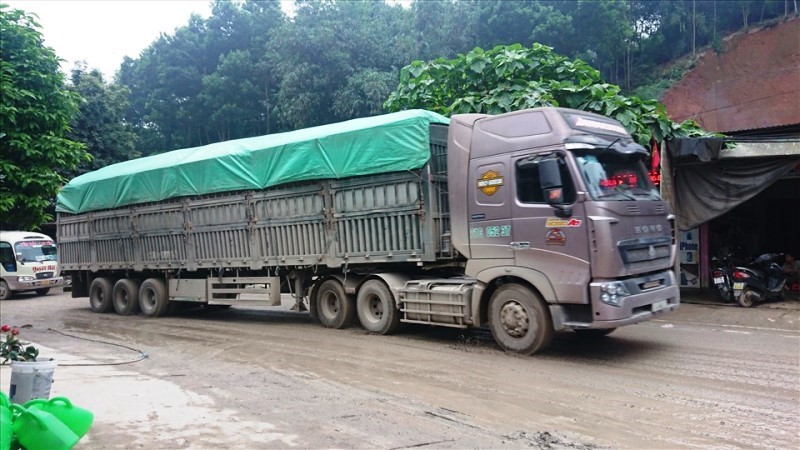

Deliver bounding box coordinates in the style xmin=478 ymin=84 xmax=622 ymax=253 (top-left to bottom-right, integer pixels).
xmin=14 ymin=240 xmax=57 ymax=263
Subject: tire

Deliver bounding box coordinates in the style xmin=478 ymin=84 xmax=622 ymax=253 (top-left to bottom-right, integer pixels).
xmin=315 ymin=279 xmax=355 ymax=329
xmin=0 ymin=280 xmax=12 ymax=300
xmin=574 ymin=328 xmax=616 ymax=337
xmin=356 ymin=280 xmax=401 ymax=334
xmin=113 ymin=278 xmax=140 ymax=315
xmin=89 ymin=277 xmax=114 ymax=313
xmin=737 ymin=287 xmax=755 ymax=308
xmin=35 ymin=288 xmax=51 ymax=296
xmin=487 ymin=284 xmax=553 ymax=355
xmin=139 ymin=278 xmax=169 ymax=317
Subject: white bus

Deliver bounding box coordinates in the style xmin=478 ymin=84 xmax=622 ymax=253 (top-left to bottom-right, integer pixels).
xmin=0 ymin=231 xmax=64 ymax=300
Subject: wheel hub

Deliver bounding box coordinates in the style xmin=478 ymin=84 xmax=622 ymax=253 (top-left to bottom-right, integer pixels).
xmin=369 ymin=296 xmax=383 ymax=319
xmin=500 ymin=301 xmax=529 ymax=337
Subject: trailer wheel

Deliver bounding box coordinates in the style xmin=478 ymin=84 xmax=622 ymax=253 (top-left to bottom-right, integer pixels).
xmin=487 ymin=284 xmax=553 ymax=355
xmin=113 ymin=278 xmax=140 ymax=315
xmin=35 ymin=288 xmax=51 ymax=296
xmin=357 ymin=280 xmax=401 ymax=334
xmin=89 ymin=277 xmax=114 ymax=313
xmin=315 ymin=279 xmax=354 ymax=329
xmin=139 ymin=278 xmax=169 ymax=317
xmin=0 ymin=281 xmax=12 ymax=300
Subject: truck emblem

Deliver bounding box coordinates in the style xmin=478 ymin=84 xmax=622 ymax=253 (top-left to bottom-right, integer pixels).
xmin=648 ymin=245 xmax=656 ymax=257
xmin=545 ymin=218 xmax=582 ymax=228
xmin=476 ymin=170 xmax=504 ymax=196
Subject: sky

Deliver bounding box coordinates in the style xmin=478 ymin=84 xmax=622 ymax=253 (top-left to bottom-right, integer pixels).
xmin=4 ymin=0 xmax=287 ymax=80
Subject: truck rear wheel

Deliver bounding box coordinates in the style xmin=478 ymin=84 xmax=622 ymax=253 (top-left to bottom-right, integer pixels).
xmin=356 ymin=280 xmax=401 ymax=334
xmin=487 ymin=284 xmax=553 ymax=355
xmin=316 ymin=279 xmax=354 ymax=329
xmin=139 ymin=278 xmax=169 ymax=317
xmin=113 ymin=278 xmax=140 ymax=315
xmin=89 ymin=277 xmax=114 ymax=313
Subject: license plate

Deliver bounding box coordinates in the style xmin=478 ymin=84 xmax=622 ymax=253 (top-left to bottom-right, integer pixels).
xmin=733 ymin=282 xmax=744 ymax=290
xmin=652 ymin=300 xmax=669 ymax=312
xmin=713 ymin=277 xmax=724 ymax=284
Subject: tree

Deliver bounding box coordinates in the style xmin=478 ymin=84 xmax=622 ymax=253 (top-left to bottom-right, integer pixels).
xmin=384 ymin=43 xmax=709 ymax=146
xmin=0 ymin=5 xmax=90 ymax=229
xmin=67 ymin=63 xmax=139 ymax=176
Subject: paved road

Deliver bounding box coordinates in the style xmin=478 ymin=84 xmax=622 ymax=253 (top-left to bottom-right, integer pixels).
xmin=1 ymin=289 xmax=798 ymax=449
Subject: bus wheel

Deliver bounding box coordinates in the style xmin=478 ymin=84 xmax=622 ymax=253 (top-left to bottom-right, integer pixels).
xmin=89 ymin=277 xmax=114 ymax=313
xmin=315 ymin=279 xmax=354 ymax=329
xmin=488 ymin=284 xmax=553 ymax=355
xmin=113 ymin=278 xmax=140 ymax=315
xmin=0 ymin=281 xmax=13 ymax=300
xmin=139 ymin=278 xmax=169 ymax=317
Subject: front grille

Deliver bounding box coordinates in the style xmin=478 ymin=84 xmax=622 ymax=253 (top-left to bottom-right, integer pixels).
xmin=35 ymin=272 xmax=54 ymax=279
xmin=618 ymin=237 xmax=671 ymax=268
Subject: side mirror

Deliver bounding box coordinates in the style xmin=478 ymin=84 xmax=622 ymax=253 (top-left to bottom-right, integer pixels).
xmin=15 ymin=252 xmax=24 ymax=265
xmin=539 ymin=158 xmax=562 ymax=191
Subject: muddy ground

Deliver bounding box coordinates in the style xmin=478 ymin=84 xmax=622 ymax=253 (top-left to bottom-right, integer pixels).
xmin=1 ymin=290 xmax=798 ymax=449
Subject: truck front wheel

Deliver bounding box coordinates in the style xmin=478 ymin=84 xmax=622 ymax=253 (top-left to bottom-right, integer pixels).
xmin=113 ymin=279 xmax=140 ymax=315
xmin=487 ymin=284 xmax=553 ymax=355
xmin=356 ymin=280 xmax=401 ymax=334
xmin=316 ymin=279 xmax=355 ymax=329
xmin=89 ymin=277 xmax=114 ymax=313
xmin=139 ymin=278 xmax=169 ymax=317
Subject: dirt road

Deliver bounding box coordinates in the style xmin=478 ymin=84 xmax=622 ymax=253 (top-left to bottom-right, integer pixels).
xmin=1 ymin=290 xmax=798 ymax=449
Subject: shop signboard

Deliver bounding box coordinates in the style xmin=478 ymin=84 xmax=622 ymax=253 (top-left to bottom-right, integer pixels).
xmin=679 ymin=228 xmax=700 ymax=287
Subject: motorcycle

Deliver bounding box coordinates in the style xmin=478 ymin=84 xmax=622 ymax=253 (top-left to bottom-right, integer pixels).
xmin=730 ymin=253 xmax=787 ymax=307
xmin=710 ymin=253 xmax=736 ymax=303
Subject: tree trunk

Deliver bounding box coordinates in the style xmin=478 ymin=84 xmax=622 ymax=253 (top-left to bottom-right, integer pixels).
xmin=692 ymin=0 xmax=696 ymax=56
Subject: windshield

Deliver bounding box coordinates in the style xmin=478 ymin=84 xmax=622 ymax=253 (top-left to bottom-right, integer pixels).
xmin=574 ymin=151 xmax=660 ymax=201
xmin=14 ymin=240 xmax=57 ymax=262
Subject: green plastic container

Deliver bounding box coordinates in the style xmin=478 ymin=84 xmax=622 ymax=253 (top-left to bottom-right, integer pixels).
xmin=10 ymin=403 xmax=79 ymax=450
xmin=25 ymin=397 xmax=93 ymax=438
xmin=0 ymin=392 xmax=12 ymax=450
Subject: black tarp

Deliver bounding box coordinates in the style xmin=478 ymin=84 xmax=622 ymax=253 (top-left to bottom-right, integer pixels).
xmin=672 ymin=155 xmax=800 ymax=230
xmin=669 ymin=137 xmax=725 ymax=162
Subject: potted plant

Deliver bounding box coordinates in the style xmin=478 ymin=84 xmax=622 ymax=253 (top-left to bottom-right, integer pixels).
xmin=1 ymin=324 xmax=56 ymax=404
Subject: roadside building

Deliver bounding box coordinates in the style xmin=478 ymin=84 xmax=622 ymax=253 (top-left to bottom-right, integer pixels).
xmin=659 ymin=15 xmax=800 ymax=291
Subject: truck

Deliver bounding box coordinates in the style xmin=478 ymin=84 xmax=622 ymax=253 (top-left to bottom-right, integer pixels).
xmin=56 ymin=107 xmax=679 ymax=354
xmin=1 ymin=231 xmax=64 ymax=300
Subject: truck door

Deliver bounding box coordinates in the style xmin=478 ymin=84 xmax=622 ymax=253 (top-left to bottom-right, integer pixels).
xmin=467 ymin=156 xmax=514 ymax=261
xmin=511 ymin=152 xmax=591 ymax=303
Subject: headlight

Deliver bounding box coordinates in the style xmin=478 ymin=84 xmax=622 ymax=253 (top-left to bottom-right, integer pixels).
xmin=18 ymin=276 xmax=35 ymax=282
xmin=600 ymin=282 xmax=630 ymax=306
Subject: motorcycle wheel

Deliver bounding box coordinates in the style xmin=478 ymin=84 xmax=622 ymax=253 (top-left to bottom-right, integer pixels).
xmin=737 ymin=288 xmax=756 ymax=308
xmin=716 ymin=286 xmax=733 ymax=302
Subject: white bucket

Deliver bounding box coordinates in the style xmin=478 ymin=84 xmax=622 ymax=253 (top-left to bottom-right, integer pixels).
xmin=9 ymin=359 xmax=57 ymax=404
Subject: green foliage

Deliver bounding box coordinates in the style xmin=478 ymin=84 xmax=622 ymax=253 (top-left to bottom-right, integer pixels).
xmin=385 ymin=43 xmax=709 ymax=146
xmin=67 ymin=64 xmax=139 ymax=176
xmin=0 ymin=5 xmax=90 ymax=229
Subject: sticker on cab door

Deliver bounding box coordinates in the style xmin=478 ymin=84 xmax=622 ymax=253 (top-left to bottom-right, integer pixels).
xmin=476 ymin=170 xmax=504 ymax=196
xmin=545 ymin=228 xmax=566 ymax=246
xmin=545 ymin=218 xmax=582 ymax=228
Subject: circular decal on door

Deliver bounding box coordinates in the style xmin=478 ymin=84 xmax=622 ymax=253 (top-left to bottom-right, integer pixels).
xmin=545 ymin=228 xmax=566 ymax=246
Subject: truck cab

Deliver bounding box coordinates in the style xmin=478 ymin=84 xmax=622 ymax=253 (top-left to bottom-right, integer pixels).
xmin=0 ymin=231 xmax=64 ymax=300
xmin=448 ymin=108 xmax=679 ymax=352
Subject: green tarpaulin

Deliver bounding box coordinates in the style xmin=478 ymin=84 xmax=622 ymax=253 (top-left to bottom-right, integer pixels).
xmin=57 ymin=110 xmax=449 ymax=214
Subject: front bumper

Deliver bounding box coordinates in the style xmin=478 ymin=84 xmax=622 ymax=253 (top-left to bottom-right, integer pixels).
xmin=558 ymin=269 xmax=680 ymax=330
xmin=5 ymin=276 xmax=64 ymax=292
